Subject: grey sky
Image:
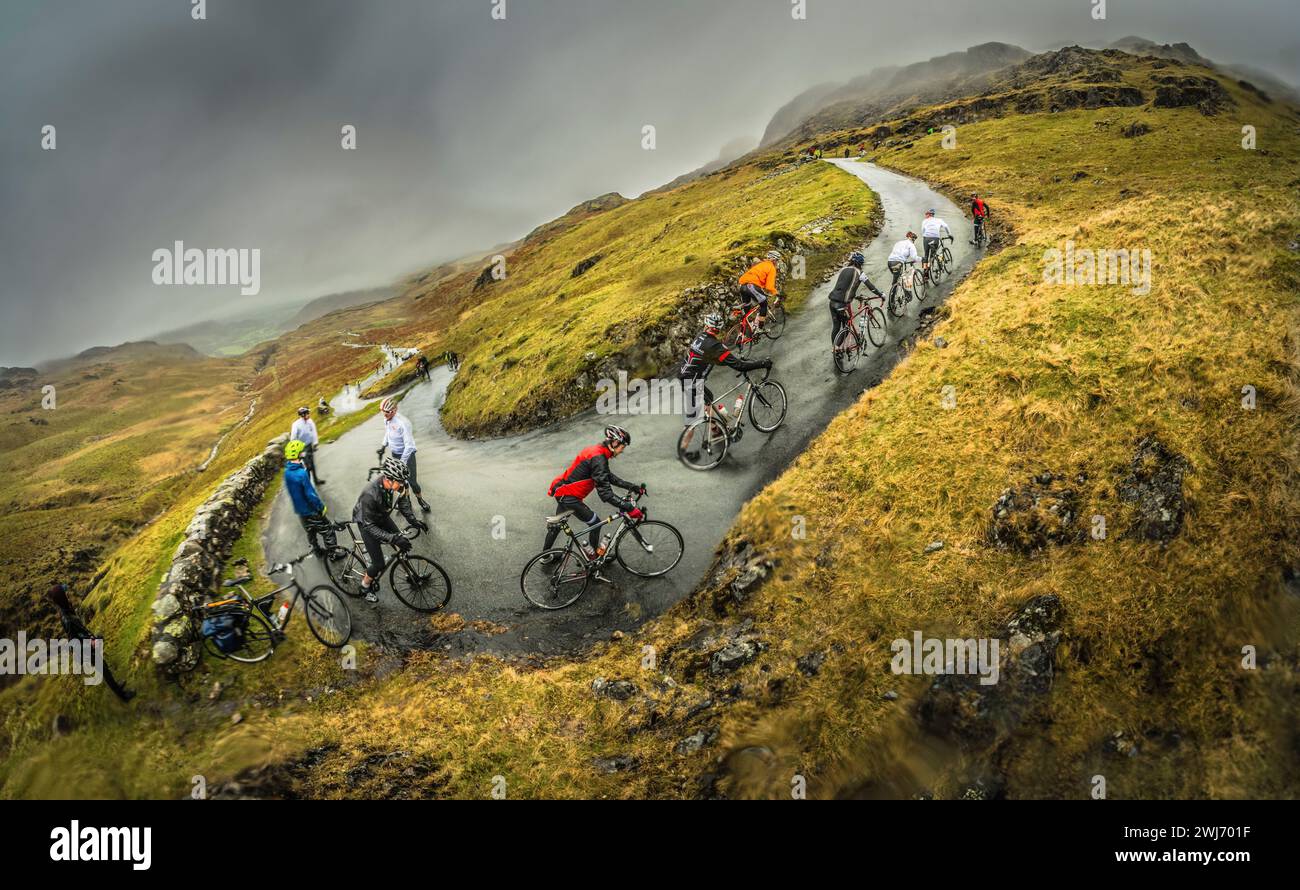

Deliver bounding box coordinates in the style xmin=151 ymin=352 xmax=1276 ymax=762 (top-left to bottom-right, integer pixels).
xmin=1 ymin=0 xmax=1295 ymax=366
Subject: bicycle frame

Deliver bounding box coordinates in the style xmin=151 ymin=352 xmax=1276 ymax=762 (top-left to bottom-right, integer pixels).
xmin=548 ymin=491 xmax=647 ymax=567
xmin=221 ymin=559 xmax=310 ymax=633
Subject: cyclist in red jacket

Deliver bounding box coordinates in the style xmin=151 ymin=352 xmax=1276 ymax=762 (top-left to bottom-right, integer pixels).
xmin=970 ymin=193 xmax=990 ymax=245
xmin=541 ymin=425 xmax=644 ymax=561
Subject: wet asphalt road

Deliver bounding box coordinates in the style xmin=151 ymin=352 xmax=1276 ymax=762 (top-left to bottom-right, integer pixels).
xmin=262 ymin=160 xmax=976 ymax=655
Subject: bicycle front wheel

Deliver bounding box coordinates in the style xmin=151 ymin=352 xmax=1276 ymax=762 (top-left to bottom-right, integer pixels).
xmin=833 ymin=327 xmax=860 ymax=374
xmin=748 ymin=380 xmax=788 ymax=432
xmin=389 ymin=555 xmax=452 ymax=613
xmin=866 ymin=305 xmax=887 ymax=348
xmin=616 ymin=520 xmax=684 ymax=578
xmin=326 ymin=548 xmax=367 ymax=598
xmin=678 ymin=416 xmax=729 ymax=470
xmin=303 ymin=585 xmax=352 ymax=648
xmin=521 ymin=548 xmax=590 ymax=610
xmin=912 ymin=270 xmax=929 ymax=303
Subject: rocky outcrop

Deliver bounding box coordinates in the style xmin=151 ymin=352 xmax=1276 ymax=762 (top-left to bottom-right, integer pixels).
xmin=1151 ymin=75 xmax=1233 ymax=115
xmin=916 ymin=594 xmax=1065 ymax=750
xmin=150 ymin=433 xmax=290 ymax=673
xmin=1118 ymin=434 xmax=1190 ymax=542
xmin=988 ymin=472 xmax=1087 ymax=553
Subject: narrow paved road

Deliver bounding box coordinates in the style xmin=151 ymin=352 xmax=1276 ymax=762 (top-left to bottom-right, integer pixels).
xmin=263 ymin=160 xmax=975 ymax=655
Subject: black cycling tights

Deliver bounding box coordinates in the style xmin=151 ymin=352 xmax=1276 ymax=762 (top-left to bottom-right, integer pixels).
xmin=543 ymin=495 xmax=601 ymax=552
xmin=740 ymin=283 xmax=769 ymax=318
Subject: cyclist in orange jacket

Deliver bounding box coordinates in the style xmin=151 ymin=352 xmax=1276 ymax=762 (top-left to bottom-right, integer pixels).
xmin=738 ymin=250 xmax=781 ymax=331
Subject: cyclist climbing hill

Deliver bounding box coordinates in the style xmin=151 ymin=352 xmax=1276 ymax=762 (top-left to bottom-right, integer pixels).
xmin=970 ymin=193 xmax=990 ymax=245
xmin=677 ymin=312 xmax=772 ymax=459
xmin=737 ymin=250 xmax=782 ymax=331
xmin=828 ymin=251 xmax=883 ymax=347
xmin=887 ymin=232 xmax=921 ymax=298
xmin=541 ymin=425 xmax=645 ymax=562
xmin=351 ymin=457 xmax=427 ymax=603
xmin=919 ymin=209 xmax=952 ymax=273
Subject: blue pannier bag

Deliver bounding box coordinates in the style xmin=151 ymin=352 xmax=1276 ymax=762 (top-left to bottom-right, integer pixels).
xmin=201 ymin=611 xmax=247 ymax=654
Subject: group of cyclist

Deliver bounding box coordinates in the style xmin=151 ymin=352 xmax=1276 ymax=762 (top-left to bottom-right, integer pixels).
xmin=275 ymin=195 xmax=990 ymax=604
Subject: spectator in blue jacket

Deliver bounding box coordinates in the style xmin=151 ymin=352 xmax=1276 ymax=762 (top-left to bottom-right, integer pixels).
xmin=284 ymin=439 xmax=337 ymax=556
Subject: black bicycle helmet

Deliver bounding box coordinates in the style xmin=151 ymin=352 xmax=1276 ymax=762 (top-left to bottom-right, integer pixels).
xmin=380 ymin=456 xmax=410 ymax=483
xmin=849 ymin=252 xmax=865 ymax=268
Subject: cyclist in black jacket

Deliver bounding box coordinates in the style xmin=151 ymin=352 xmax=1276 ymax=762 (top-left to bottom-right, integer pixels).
xmin=677 ymin=312 xmax=771 ymax=458
xmin=828 ymin=251 xmax=883 ymax=347
xmin=541 ymin=425 xmax=644 ymax=559
xmin=352 ymin=457 xmax=427 ymax=603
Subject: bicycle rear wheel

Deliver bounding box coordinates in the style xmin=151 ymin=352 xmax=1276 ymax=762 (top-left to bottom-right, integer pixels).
xmin=303 ymin=585 xmax=352 ymax=648
xmin=866 ymin=305 xmax=887 ymax=348
xmin=389 ymin=555 xmax=452 ymax=612
xmin=521 ymin=548 xmax=590 ymax=609
xmin=325 ymin=548 xmax=367 ymax=598
xmin=207 ymin=608 xmax=276 ymax=663
xmin=833 ymin=327 xmax=860 ymax=374
xmin=615 ymin=520 xmax=684 ymax=577
xmin=678 ymin=416 xmax=729 ymax=470
xmin=748 ymin=380 xmax=788 ymax=432
xmin=888 ymin=286 xmax=906 ymax=319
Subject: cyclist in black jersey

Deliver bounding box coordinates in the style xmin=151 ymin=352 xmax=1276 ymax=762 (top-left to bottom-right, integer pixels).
xmin=677 ymin=312 xmax=771 ymax=459
xmin=351 ymin=456 xmax=427 ymax=602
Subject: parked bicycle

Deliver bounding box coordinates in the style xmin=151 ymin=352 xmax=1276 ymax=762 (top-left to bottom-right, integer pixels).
xmin=520 ymin=491 xmax=683 ymax=609
xmin=833 ymin=291 xmax=888 ymax=374
xmin=676 ymin=368 xmax=788 ymax=471
xmin=325 ymin=520 xmax=451 ymax=613
xmin=195 ymin=552 xmax=352 ymax=663
xmin=726 ymin=295 xmax=786 ymax=357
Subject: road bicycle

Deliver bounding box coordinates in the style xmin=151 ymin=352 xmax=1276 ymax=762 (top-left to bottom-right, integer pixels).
xmin=887 ymin=260 xmax=927 ymax=319
xmin=923 ymin=236 xmax=954 ymax=286
xmin=676 ymin=369 xmax=788 ymax=471
xmin=972 ymin=217 xmax=988 ymax=248
xmin=520 ymin=491 xmax=683 ymax=610
xmin=194 ymin=551 xmax=352 ymax=663
xmin=832 ymin=292 xmax=887 ymax=374
xmin=726 ymin=294 xmax=786 ymax=357
xmin=325 ymin=520 xmax=452 ymax=613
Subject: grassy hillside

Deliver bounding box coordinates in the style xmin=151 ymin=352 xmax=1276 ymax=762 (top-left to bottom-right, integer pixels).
xmin=398 ymin=159 xmax=877 ymax=436
xmin=0 ymin=145 xmax=880 ymax=796
xmin=3 ymin=47 xmax=1295 ymax=800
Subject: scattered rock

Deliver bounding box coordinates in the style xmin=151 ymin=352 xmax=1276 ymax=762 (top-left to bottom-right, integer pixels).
xmin=230 ymin=712 xmax=243 ymax=725
xmin=591 ymin=677 xmax=638 ymax=701
xmin=710 ymin=640 xmax=761 ymax=676
xmin=209 ymin=681 xmax=223 ymax=701
xmin=989 ymin=477 xmax=1084 ymax=553
xmin=883 ymin=690 xmax=900 ymax=701
xmin=796 ymin=650 xmax=826 ymax=677
xmin=924 ymin=540 xmax=945 ymax=554
xmin=1120 ymin=121 xmax=1151 ymax=138
xmin=570 ymin=253 xmax=604 ymax=278
xmin=1118 ymin=434 xmax=1190 ymax=542
xmin=592 ymin=754 xmax=638 ymax=774
xmin=1103 ymin=730 xmax=1140 ymax=759
xmin=675 ymin=727 xmax=719 ymax=756
xmin=917 ymin=594 xmax=1064 ymax=751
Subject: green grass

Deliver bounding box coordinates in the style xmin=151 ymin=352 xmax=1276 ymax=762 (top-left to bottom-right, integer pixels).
xmin=4 ymin=50 xmax=1296 ymax=800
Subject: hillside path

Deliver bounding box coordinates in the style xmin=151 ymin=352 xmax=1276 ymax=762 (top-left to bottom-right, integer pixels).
xmin=263 ymin=160 xmax=976 ymax=655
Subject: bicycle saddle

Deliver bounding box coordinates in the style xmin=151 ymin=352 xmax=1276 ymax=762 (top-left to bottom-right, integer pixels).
xmin=546 ymin=511 xmax=574 ymax=524
xmin=222 ymin=575 xmax=253 ymax=587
